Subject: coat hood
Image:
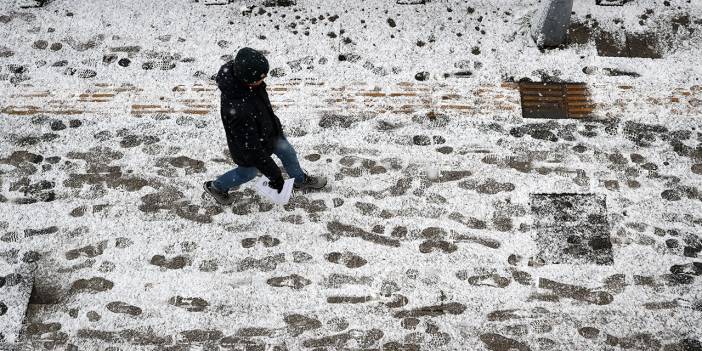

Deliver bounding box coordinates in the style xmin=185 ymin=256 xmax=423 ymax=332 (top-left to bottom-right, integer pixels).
xmin=232 ymin=47 xmax=269 ymax=84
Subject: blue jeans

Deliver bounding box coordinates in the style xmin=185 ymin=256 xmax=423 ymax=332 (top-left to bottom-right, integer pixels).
xmin=213 ymin=137 xmax=305 ymax=191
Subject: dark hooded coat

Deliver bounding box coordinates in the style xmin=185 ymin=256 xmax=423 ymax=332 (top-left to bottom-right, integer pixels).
xmin=215 ymin=60 xmax=284 ymax=182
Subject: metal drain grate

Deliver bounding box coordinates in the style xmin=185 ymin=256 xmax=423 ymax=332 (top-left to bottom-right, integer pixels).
xmin=519 ymin=82 xmax=595 ymax=119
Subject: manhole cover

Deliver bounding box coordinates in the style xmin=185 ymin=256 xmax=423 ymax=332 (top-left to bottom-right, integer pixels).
xmin=530 ymin=193 xmax=613 ymax=265
xmin=519 ymin=82 xmax=595 ymax=119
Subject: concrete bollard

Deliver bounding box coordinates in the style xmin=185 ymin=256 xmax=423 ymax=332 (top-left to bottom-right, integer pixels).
xmin=531 ymin=0 xmax=574 ymax=48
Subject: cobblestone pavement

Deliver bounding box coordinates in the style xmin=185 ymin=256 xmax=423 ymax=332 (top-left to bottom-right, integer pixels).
xmin=1 ymin=0 xmax=701 ymax=350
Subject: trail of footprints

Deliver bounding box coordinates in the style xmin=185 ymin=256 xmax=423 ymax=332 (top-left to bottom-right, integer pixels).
xmin=2 ymin=2 xmax=701 ymax=343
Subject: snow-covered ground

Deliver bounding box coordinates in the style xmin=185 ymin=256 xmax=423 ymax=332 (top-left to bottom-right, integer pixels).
xmin=1 ymin=0 xmax=701 ymax=349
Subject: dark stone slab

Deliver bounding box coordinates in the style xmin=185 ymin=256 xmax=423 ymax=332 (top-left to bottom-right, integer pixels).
xmin=596 ymin=32 xmax=627 ymax=57
xmin=565 ymin=21 xmax=593 ymax=46
xmin=625 ymin=33 xmax=662 ymax=59
xmin=530 ymin=193 xmax=613 ymax=265
xmin=596 ymin=31 xmax=662 ymax=58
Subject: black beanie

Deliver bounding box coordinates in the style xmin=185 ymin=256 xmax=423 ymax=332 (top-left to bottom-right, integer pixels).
xmin=232 ymin=47 xmax=269 ymax=84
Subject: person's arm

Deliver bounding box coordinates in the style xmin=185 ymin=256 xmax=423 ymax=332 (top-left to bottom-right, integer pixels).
xmin=235 ymin=117 xmax=283 ymax=184
xmin=216 ymin=62 xmax=236 ymax=95
xmin=250 ymin=151 xmax=283 ymax=186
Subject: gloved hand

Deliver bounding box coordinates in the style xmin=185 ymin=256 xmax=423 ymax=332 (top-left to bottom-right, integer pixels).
xmin=268 ymin=177 xmax=285 ymax=194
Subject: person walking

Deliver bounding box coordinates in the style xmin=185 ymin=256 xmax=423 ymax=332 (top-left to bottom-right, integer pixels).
xmin=203 ymin=47 xmax=326 ymax=205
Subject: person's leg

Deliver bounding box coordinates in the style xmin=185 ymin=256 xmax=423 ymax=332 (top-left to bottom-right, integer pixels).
xmin=213 ymin=166 xmax=258 ymax=192
xmin=272 ymin=137 xmax=305 ymax=185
